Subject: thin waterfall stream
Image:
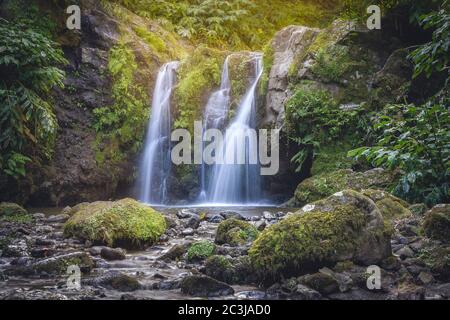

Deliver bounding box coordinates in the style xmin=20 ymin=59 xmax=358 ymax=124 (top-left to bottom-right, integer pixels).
xmin=138 ymin=61 xmax=179 ymax=205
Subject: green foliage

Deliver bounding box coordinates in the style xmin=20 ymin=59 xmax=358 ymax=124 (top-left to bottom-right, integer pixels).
xmin=409 ymin=3 xmax=450 ymax=80
xmin=285 ymin=87 xmax=359 ymax=172
xmin=0 ymin=18 xmax=66 ymax=178
xmin=187 ymin=241 xmax=216 ymax=261
xmin=174 ymin=46 xmax=224 ymax=132
xmin=260 ymin=42 xmax=274 ymax=96
xmin=311 ymin=45 xmax=354 ymax=83
xmin=349 ymin=102 xmax=450 ymax=206
xmin=132 ymin=26 xmax=167 ymax=57
xmin=93 ymin=42 xmax=148 ymax=165
xmin=111 ymin=0 xmax=339 ymax=50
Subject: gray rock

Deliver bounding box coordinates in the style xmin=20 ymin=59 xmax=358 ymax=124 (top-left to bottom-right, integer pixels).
xmin=184 ymin=216 xmax=200 ymax=229
xmin=396 ymin=246 xmax=414 ymax=260
xmin=418 ymin=272 xmax=434 ymax=285
xmin=181 ymin=275 xmax=234 ymax=297
xmin=182 ymin=228 xmax=194 ymax=236
xmin=294 ymin=284 xmax=322 ymax=300
xmin=100 ymin=247 xmax=126 ymax=261
xmin=45 ymin=214 xmax=70 ymax=223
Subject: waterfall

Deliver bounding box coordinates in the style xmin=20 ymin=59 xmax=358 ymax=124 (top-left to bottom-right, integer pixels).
xmin=198 ymin=56 xmax=231 ymax=201
xmin=139 ymin=61 xmax=179 ymax=204
xmin=207 ymin=53 xmax=263 ymax=204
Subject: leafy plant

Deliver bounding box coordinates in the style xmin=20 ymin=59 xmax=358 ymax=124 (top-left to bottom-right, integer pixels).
xmin=349 ymin=102 xmax=450 ymax=206
xmin=0 ymin=18 xmax=66 ymax=178
xmin=409 ymin=2 xmax=450 ymax=79
xmin=286 ymin=88 xmax=359 ymax=172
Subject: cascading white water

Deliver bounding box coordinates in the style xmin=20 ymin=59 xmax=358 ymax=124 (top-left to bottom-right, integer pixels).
xmin=198 ymin=56 xmax=231 ymax=201
xmin=207 ymin=54 xmax=263 ymax=204
xmin=139 ymin=61 xmax=179 ymax=204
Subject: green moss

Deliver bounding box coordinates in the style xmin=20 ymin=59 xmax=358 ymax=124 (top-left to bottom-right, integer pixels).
xmin=93 ymin=41 xmax=148 ymax=172
xmin=174 ymin=46 xmax=225 ymax=133
xmin=204 ymin=255 xmax=235 ymax=283
xmin=33 ymin=252 xmax=94 ymax=275
xmin=260 ymin=42 xmax=274 ymax=96
xmin=228 ymin=53 xmax=254 ymax=112
xmin=311 ymin=45 xmax=354 ymax=83
xmin=64 ymin=198 xmax=166 ymax=249
xmin=418 ymin=246 xmax=450 ymax=281
xmin=423 ymin=205 xmax=450 ymax=244
xmin=361 ymin=189 xmax=411 ymax=221
xmin=0 ymin=202 xmax=32 ymax=223
xmin=295 ymin=169 xmax=350 ymax=205
xmin=133 ymin=26 xmax=167 ymax=58
xmin=249 ymin=190 xmax=391 ymax=283
xmin=215 ymin=218 xmax=258 ymax=246
xmin=294 ymin=168 xmax=397 ymax=206
xmin=311 ymin=140 xmax=354 ymax=175
xmin=187 ymin=241 xmax=216 ymax=262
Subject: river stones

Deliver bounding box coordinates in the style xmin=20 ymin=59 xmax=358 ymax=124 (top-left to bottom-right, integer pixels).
xmin=181 ymin=275 xmax=234 ymax=297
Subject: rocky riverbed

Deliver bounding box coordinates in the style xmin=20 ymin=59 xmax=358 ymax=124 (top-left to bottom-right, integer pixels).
xmin=0 ymin=197 xmax=449 ymax=300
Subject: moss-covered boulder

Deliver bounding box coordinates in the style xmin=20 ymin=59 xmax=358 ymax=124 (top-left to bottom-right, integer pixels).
xmin=187 ymin=241 xmax=216 ymax=262
xmin=361 ymin=189 xmax=411 ymax=221
xmin=33 ymin=252 xmax=94 ymax=275
xmin=181 ymin=275 xmax=234 ymax=297
xmin=249 ymin=190 xmax=392 ymax=283
xmin=204 ymin=255 xmax=235 ymax=284
xmin=423 ymin=204 xmax=450 ymax=244
xmin=293 ymin=168 xmax=396 ymax=206
xmin=0 ymin=202 xmax=32 ymax=223
xmin=298 ymin=272 xmax=339 ymax=295
xmin=419 ymin=246 xmax=450 ymax=281
xmin=63 ymin=198 xmax=166 ymax=249
xmin=215 ymin=218 xmax=259 ymax=246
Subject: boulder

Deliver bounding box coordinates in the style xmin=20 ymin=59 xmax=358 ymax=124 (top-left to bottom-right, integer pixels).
xmin=215 ymin=219 xmax=259 ymax=246
xmin=100 ymin=247 xmax=126 ymax=261
xmin=158 ymin=244 xmax=188 ymax=261
xmin=249 ymin=190 xmax=392 ymax=283
xmin=181 ymin=275 xmax=234 ymax=297
xmin=361 ymin=189 xmax=411 ymax=221
xmin=204 ymin=255 xmax=235 ymax=284
xmin=88 ymin=271 xmax=140 ymax=292
xmin=423 ymin=204 xmax=450 ymax=243
xmin=63 ymin=198 xmax=166 ymax=249
xmin=293 ymin=168 xmax=396 ymax=206
xmin=32 ymin=252 xmax=94 ymax=275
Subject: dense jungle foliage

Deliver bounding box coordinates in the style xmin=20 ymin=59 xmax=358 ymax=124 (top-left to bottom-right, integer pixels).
xmin=0 ymin=0 xmax=448 ymax=207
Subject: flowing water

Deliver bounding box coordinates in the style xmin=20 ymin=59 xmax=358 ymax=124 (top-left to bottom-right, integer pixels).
xmin=198 ymin=56 xmax=232 ymax=202
xmin=138 ymin=61 xmax=179 ymax=205
xmin=207 ymin=54 xmax=263 ymax=204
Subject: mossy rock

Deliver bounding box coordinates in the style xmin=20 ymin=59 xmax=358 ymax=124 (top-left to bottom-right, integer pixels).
xmin=181 ymin=275 xmax=234 ymax=297
xmin=419 ymin=246 xmax=450 ymax=281
xmin=0 ymin=202 xmax=32 ymax=223
xmin=187 ymin=241 xmax=216 ymax=262
xmin=294 ymin=168 xmax=396 ymax=206
xmin=63 ymin=198 xmax=166 ymax=249
xmin=33 ymin=252 xmax=94 ymax=275
xmin=204 ymin=255 xmax=235 ymax=284
xmin=215 ymin=219 xmax=259 ymax=246
xmin=361 ymin=189 xmax=411 ymax=221
xmin=249 ymin=190 xmax=392 ymax=283
xmin=298 ymin=272 xmax=339 ymax=295
xmin=423 ymin=204 xmax=450 ymax=244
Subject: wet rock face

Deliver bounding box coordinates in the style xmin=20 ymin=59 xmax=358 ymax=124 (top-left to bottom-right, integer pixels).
xmin=263 ymin=26 xmax=320 ymax=127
